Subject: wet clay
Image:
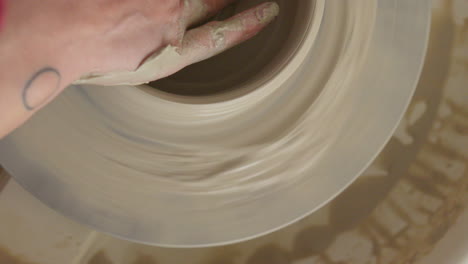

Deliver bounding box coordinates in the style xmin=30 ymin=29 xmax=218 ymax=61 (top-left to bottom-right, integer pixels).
xmin=0 ymin=0 xmax=431 ymax=247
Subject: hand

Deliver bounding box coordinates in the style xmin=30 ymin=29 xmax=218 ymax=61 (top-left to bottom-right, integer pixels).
xmin=77 ymin=0 xmax=280 ymax=85
xmin=0 ymin=0 xmax=279 ymax=138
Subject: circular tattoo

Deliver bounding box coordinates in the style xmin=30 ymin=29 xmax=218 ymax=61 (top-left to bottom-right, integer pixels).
xmin=22 ymin=67 xmax=61 ymax=111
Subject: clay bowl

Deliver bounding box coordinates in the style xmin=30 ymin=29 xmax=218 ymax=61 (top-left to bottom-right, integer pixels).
xmin=0 ymin=0 xmax=431 ymax=247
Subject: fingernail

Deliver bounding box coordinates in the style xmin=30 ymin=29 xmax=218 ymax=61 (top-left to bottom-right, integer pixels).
xmin=256 ymin=2 xmax=280 ymax=24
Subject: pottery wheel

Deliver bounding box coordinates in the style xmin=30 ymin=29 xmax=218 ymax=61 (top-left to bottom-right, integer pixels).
xmin=0 ymin=0 xmax=431 ymax=247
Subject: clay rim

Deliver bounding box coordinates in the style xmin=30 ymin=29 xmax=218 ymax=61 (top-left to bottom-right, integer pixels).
xmin=139 ymin=0 xmax=323 ymax=105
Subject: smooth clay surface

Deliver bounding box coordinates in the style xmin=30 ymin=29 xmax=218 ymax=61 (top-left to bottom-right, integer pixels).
xmin=0 ymin=0 xmax=432 ymax=247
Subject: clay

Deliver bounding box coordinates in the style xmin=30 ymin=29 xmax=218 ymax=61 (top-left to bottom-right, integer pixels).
xmin=152 ymin=0 xmax=302 ymax=96
xmin=0 ymin=0 xmax=433 ymax=247
xmin=59 ymin=0 xmax=341 ymax=196
xmin=75 ymin=45 xmax=183 ymax=86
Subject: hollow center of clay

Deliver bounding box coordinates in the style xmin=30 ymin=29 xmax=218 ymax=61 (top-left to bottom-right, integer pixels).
xmin=149 ymin=0 xmax=314 ymax=97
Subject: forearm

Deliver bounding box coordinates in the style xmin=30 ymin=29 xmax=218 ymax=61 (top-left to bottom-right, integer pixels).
xmin=0 ymin=1 xmax=80 ymax=138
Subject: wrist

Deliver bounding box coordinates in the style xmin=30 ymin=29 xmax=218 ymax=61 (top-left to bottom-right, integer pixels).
xmin=2 ymin=0 xmax=87 ymax=85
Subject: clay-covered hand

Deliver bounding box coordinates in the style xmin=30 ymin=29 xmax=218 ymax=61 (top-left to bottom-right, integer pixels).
xmin=74 ymin=0 xmax=280 ymax=85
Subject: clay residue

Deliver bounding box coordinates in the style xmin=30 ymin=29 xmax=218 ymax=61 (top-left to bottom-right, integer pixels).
xmin=75 ymin=45 xmax=183 ymax=86
xmin=255 ymin=2 xmax=280 ymax=24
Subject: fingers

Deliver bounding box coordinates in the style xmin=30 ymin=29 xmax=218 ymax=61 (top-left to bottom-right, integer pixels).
xmin=178 ymin=2 xmax=279 ymax=67
xmin=183 ymin=0 xmax=237 ymax=28
xmin=75 ymin=2 xmax=279 ymax=86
